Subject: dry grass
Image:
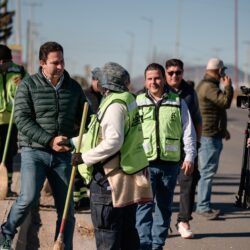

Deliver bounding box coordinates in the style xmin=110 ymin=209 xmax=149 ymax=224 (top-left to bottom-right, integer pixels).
xmin=77 ymin=220 xmax=95 ymax=239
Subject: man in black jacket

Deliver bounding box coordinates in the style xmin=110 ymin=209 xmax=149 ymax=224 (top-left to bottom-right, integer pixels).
xmin=165 ymin=59 xmax=202 ymax=239
xmin=0 ymin=41 xmax=90 ymax=250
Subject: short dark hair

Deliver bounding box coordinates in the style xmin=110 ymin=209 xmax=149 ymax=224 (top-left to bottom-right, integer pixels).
xmin=144 ymin=63 xmax=165 ymax=79
xmin=0 ymin=44 xmax=12 ymax=61
xmin=39 ymin=41 xmax=63 ymax=61
xmin=165 ymin=58 xmax=184 ymax=70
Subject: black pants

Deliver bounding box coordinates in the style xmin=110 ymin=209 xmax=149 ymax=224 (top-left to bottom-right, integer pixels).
xmin=177 ymin=157 xmax=200 ymax=223
xmin=0 ymin=124 xmax=18 ymax=186
xmin=90 ymin=169 xmax=140 ymax=250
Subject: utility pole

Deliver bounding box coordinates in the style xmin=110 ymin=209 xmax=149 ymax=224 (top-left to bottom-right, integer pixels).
xmin=141 ymin=16 xmax=153 ymax=64
xmin=26 ymin=19 xmax=33 ymax=73
xmin=26 ymin=0 xmax=41 ymax=74
xmin=175 ymin=0 xmax=182 ymax=58
xmin=126 ymin=31 xmax=135 ymax=78
xmin=234 ymin=0 xmax=239 ymax=91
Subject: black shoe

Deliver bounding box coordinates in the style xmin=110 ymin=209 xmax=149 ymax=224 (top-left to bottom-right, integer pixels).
xmin=196 ymin=209 xmax=220 ymax=220
xmin=0 ymin=232 xmax=13 ymax=250
xmin=7 ymin=190 xmax=18 ymax=198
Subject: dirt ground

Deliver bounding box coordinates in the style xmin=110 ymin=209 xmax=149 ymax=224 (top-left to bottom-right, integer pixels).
xmin=24 ymin=192 xmax=95 ymax=250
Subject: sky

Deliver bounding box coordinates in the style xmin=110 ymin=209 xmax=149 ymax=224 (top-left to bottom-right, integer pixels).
xmin=7 ymin=0 xmax=250 ymax=83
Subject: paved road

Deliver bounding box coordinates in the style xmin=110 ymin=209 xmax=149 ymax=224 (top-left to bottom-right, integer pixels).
xmin=166 ymin=106 xmax=250 ymax=250
xmin=1 ymin=106 xmax=250 ymax=249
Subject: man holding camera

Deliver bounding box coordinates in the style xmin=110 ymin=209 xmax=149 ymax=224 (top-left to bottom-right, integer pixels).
xmin=195 ymin=58 xmax=234 ymax=219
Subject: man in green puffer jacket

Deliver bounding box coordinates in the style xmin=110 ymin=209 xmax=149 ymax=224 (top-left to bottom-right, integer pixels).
xmin=0 ymin=41 xmax=91 ymax=250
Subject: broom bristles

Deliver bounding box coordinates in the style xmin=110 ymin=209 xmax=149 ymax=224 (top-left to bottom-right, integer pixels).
xmin=53 ymin=234 xmax=65 ymax=250
xmin=0 ymin=163 xmax=8 ymax=200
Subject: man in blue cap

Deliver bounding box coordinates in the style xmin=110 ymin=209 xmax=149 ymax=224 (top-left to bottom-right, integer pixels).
xmin=84 ymin=67 xmax=102 ymax=113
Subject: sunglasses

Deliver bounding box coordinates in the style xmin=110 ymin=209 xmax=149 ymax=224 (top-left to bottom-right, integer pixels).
xmin=167 ymin=70 xmax=183 ymax=76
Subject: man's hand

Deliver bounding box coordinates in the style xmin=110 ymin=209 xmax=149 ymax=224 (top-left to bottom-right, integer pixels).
xmin=49 ymin=136 xmax=71 ymax=152
xmin=247 ymin=138 xmax=250 ymax=148
xmin=224 ymin=130 xmax=231 ymax=141
xmin=181 ymin=161 xmax=194 ymax=176
xmin=221 ymin=75 xmax=232 ymax=88
xmin=72 ymin=153 xmax=84 ymax=166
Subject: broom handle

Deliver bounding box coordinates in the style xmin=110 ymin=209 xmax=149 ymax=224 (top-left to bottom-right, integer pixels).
xmin=1 ymin=101 xmax=15 ymax=164
xmin=59 ymin=102 xmax=89 ymax=234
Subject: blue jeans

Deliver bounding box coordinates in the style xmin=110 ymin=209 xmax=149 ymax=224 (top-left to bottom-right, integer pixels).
xmin=1 ymin=147 xmax=75 ymax=250
xmin=196 ymin=136 xmax=223 ymax=213
xmin=136 ymin=162 xmax=179 ymax=250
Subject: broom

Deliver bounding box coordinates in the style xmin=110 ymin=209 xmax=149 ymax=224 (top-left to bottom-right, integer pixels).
xmin=0 ymin=102 xmax=15 ymax=200
xmin=53 ymin=102 xmax=89 ymax=250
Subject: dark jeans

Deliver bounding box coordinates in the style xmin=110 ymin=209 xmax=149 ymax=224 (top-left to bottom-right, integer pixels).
xmin=0 ymin=124 xmax=18 ymax=185
xmin=177 ymin=157 xmax=200 ymax=223
xmin=90 ymin=169 xmax=140 ymax=250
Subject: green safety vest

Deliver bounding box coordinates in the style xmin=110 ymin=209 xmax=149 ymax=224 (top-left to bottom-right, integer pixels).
xmin=136 ymin=92 xmax=182 ymax=162
xmin=0 ymin=62 xmax=25 ymax=124
xmin=78 ymin=91 xmax=148 ymax=184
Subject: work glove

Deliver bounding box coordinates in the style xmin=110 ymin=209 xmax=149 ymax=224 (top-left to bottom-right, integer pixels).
xmin=72 ymin=153 xmax=84 ymax=166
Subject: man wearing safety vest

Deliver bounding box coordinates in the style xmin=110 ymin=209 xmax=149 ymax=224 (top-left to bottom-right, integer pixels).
xmin=72 ymin=62 xmax=152 ymax=250
xmin=135 ymin=63 xmax=197 ymax=250
xmin=0 ymin=45 xmax=27 ymax=196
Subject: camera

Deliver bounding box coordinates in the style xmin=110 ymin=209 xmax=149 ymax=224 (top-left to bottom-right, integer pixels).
xmin=219 ymin=68 xmax=226 ymax=78
xmin=237 ymin=86 xmax=250 ymax=109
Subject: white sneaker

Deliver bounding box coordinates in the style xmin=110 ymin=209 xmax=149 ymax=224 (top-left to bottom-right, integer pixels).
xmin=176 ymin=222 xmax=193 ymax=239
